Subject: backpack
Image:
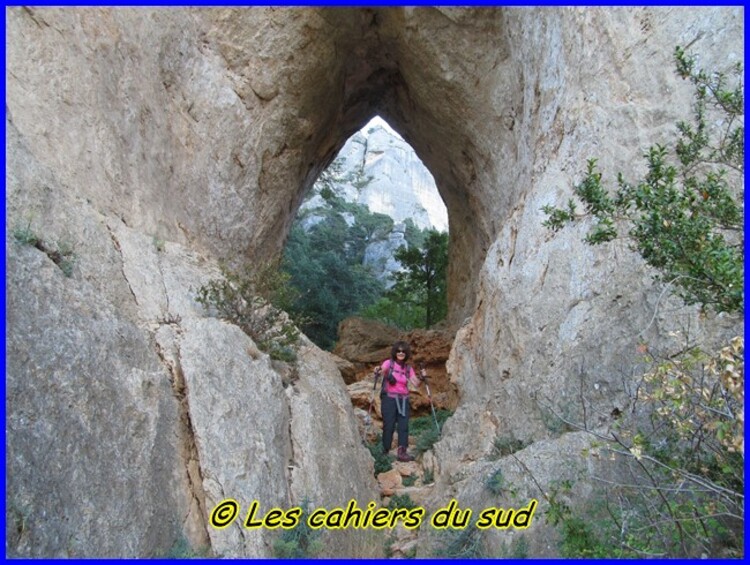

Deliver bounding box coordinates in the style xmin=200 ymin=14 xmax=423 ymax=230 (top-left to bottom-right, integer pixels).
xmin=380 ymin=359 xmax=410 ymax=395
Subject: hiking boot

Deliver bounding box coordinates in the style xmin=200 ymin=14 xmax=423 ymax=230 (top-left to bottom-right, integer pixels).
xmin=397 ymin=446 xmax=414 ymax=462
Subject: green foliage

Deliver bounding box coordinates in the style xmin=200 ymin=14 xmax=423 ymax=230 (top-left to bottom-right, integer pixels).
xmin=13 ymin=222 xmax=76 ymax=277
xmin=283 ymin=219 xmax=386 ymax=350
xmin=403 ymin=218 xmax=427 ymax=249
xmin=163 ymin=535 xmax=210 ymax=559
xmin=539 ymin=47 xmax=744 ymax=558
xmin=390 ymin=230 xmax=449 ymax=328
xmin=410 ymin=409 xmax=450 ymax=434
xmin=361 ymin=229 xmax=448 ymax=330
xmin=490 ymin=436 xmax=529 ymax=460
xmin=364 ymin=435 xmax=393 ymax=475
xmin=431 ymin=518 xmax=486 ymax=558
xmin=284 ymin=150 xmax=449 ymax=344
xmin=358 ymin=296 xmax=426 ymax=331
xmin=543 ymin=480 xmax=610 ymax=558
xmin=282 ymin=157 xmax=394 ymax=349
xmin=272 ymin=499 xmax=323 ymax=558
xmin=387 ymin=494 xmax=417 ymax=511
xmin=543 ymin=337 xmax=744 ymax=558
xmin=153 ymin=235 xmax=166 ymax=252
xmin=48 ymin=240 xmax=76 ymax=277
xmin=542 ymin=46 xmax=743 ymax=314
xmin=507 ymin=534 xmax=529 ymax=559
xmin=414 ymin=427 xmax=440 ymax=456
xmin=12 ymin=223 xmax=42 ymax=247
xmin=422 ymin=468 xmax=434 ymax=485
xmin=484 ymin=468 xmax=505 ymax=495
xmin=402 ymin=473 xmax=417 ymax=487
xmin=411 ymin=409 xmax=451 ymax=455
xmin=196 ymin=262 xmax=302 ymax=361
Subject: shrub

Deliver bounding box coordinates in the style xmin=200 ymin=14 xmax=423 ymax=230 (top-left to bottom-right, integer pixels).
xmin=490 ymin=436 xmax=528 ymax=460
xmin=196 ymin=262 xmax=302 ymax=361
xmin=13 ymin=223 xmax=76 ymax=277
xmin=411 ymin=409 xmax=452 ymax=455
xmin=431 ymin=519 xmax=486 ymax=558
xmin=387 ymin=494 xmax=416 ymax=511
xmin=542 ymin=337 xmax=744 ymax=557
xmin=272 ymin=499 xmax=323 ymax=558
xmin=12 ymin=223 xmax=42 ymax=247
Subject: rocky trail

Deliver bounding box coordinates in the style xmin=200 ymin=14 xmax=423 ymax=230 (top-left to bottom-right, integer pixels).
xmin=336 ymin=317 xmax=455 ymax=557
xmin=351 ymin=407 xmax=440 ymax=558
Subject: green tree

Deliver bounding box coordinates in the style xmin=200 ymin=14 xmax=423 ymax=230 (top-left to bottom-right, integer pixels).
xmin=542 ymin=47 xmax=743 ymax=314
xmin=283 ymin=221 xmax=384 ymax=350
xmin=388 ymin=229 xmax=449 ymax=328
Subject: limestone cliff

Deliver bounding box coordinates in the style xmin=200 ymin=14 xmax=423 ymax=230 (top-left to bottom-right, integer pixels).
xmin=6 ymin=6 xmax=743 ymax=557
xmin=318 ymin=120 xmax=448 ymax=232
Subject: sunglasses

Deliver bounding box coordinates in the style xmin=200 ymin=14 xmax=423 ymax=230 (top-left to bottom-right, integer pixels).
xmin=396 ymin=349 xmax=406 ymax=354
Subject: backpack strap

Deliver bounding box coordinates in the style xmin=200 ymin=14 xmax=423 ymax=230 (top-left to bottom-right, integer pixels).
xmin=380 ymin=361 xmax=412 ymax=394
xmin=380 ymin=359 xmax=393 ymax=395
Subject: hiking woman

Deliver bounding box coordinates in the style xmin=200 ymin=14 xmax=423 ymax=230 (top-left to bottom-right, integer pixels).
xmin=378 ymin=340 xmax=427 ymax=461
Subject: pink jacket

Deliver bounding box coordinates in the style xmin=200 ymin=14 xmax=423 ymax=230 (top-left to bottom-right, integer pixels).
xmin=381 ymin=359 xmax=421 ymax=396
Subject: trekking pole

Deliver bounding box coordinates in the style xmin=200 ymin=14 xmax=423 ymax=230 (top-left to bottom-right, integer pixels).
xmin=365 ymin=367 xmax=381 ymax=436
xmin=419 ymin=362 xmax=441 ymax=434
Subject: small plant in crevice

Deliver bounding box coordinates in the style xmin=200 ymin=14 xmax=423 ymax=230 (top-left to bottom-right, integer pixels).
xmin=12 ymin=223 xmax=42 ymax=247
xmin=153 ymin=235 xmax=166 ymax=252
xmin=490 ymin=436 xmax=529 ymax=460
xmin=196 ymin=261 xmax=303 ymax=362
xmin=402 ymin=473 xmax=417 ymax=487
xmin=484 ymin=468 xmax=505 ymax=495
xmin=51 ymin=240 xmax=76 ymax=277
xmin=13 ymin=223 xmax=76 ymax=277
xmin=422 ymin=468 xmax=434 ymax=485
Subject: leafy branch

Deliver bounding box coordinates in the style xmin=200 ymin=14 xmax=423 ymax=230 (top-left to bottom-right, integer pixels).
xmin=542 ymin=46 xmax=743 ymax=314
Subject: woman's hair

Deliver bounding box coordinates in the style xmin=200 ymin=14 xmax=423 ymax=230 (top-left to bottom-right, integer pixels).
xmin=390 ymin=340 xmax=411 ymax=364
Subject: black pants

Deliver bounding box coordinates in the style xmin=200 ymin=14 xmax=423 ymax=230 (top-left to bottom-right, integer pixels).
xmin=381 ymin=394 xmax=410 ymax=451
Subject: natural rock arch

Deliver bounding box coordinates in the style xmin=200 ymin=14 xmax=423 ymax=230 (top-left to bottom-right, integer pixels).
xmin=219 ymin=7 xmax=513 ymax=327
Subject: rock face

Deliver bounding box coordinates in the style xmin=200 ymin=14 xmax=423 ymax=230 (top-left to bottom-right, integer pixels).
xmin=321 ymin=120 xmax=448 ymax=232
xmin=298 ymin=120 xmax=447 ymax=285
xmin=6 ymin=6 xmax=743 ymax=558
